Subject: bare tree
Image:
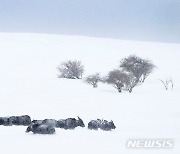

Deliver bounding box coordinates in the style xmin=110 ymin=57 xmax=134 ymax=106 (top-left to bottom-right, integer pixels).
xmin=106 ymin=69 xmax=129 ymax=93
xmin=57 ymin=60 xmax=84 ymax=79
xmin=159 ymin=78 xmax=174 ymax=90
xmin=123 ymin=72 xmax=139 ymax=93
xmin=85 ymin=73 xmax=101 ymax=88
xmin=120 ymin=55 xmax=155 ymax=83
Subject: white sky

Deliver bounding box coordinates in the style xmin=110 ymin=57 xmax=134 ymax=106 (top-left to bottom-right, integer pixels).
xmin=0 ymin=0 xmax=180 ymax=43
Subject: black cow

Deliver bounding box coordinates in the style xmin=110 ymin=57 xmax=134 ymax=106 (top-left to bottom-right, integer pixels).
xmin=32 ymin=119 xmax=58 ymax=127
xmin=42 ymin=119 xmax=58 ymax=127
xmin=88 ymin=119 xmax=116 ymax=131
xmin=0 ymin=117 xmax=10 ymax=126
xmin=57 ymin=117 xmax=85 ymax=129
xmin=87 ymin=120 xmax=99 ymax=130
xmin=31 ymin=117 xmax=85 ymax=130
xmin=0 ymin=115 xmax=31 ymax=126
xmin=31 ymin=120 xmax=43 ymax=125
xmin=26 ymin=123 xmax=55 ymax=134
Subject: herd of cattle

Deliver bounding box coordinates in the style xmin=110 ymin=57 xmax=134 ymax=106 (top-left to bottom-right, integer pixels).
xmin=0 ymin=115 xmax=116 ymax=134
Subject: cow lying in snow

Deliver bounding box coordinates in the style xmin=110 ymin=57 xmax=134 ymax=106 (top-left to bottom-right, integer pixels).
xmin=0 ymin=115 xmax=31 ymax=126
xmin=26 ymin=123 xmax=55 ymax=134
xmin=57 ymin=117 xmax=85 ymax=129
xmin=88 ymin=119 xmax=116 ymax=131
xmin=26 ymin=117 xmax=85 ymax=134
xmin=31 ymin=119 xmax=57 ymax=128
xmin=31 ymin=117 xmax=85 ymax=130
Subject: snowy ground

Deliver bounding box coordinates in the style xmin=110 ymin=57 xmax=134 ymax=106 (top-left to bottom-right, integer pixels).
xmin=0 ymin=33 xmax=180 ymax=154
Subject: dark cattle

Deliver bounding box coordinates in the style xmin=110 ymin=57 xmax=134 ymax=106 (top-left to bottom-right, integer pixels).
xmin=88 ymin=119 xmax=116 ymax=131
xmin=0 ymin=117 xmax=10 ymax=126
xmin=10 ymin=115 xmax=31 ymax=126
xmin=31 ymin=120 xmax=43 ymax=125
xmin=32 ymin=119 xmax=58 ymax=127
xmin=57 ymin=117 xmax=85 ymax=129
xmin=76 ymin=117 xmax=85 ymax=128
xmin=31 ymin=117 xmax=85 ymax=130
xmin=0 ymin=115 xmax=31 ymax=126
xmin=42 ymin=119 xmax=58 ymax=127
xmin=88 ymin=120 xmax=99 ymax=130
xmin=26 ymin=123 xmax=55 ymax=134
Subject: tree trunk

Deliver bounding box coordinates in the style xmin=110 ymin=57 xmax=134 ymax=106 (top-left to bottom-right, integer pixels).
xmin=118 ymin=88 xmax=122 ymax=93
xmin=93 ymin=84 xmax=97 ymax=88
xmin=128 ymin=88 xmax=132 ymax=93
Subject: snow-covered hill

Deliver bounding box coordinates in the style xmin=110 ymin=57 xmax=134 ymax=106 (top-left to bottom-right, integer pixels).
xmin=0 ymin=33 xmax=179 ymax=154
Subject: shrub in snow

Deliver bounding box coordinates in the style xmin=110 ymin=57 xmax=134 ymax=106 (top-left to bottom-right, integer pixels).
xmin=105 ymin=69 xmax=139 ymax=93
xmin=106 ymin=69 xmax=129 ymax=93
xmin=159 ymin=78 xmax=174 ymax=90
xmin=85 ymin=73 xmax=101 ymax=88
xmin=123 ymin=72 xmax=139 ymax=93
xmin=57 ymin=60 xmax=84 ymax=79
xmin=120 ymin=55 xmax=155 ymax=83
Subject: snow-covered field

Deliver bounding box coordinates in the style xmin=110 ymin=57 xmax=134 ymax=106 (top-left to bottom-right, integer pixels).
xmin=0 ymin=33 xmax=179 ymax=154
